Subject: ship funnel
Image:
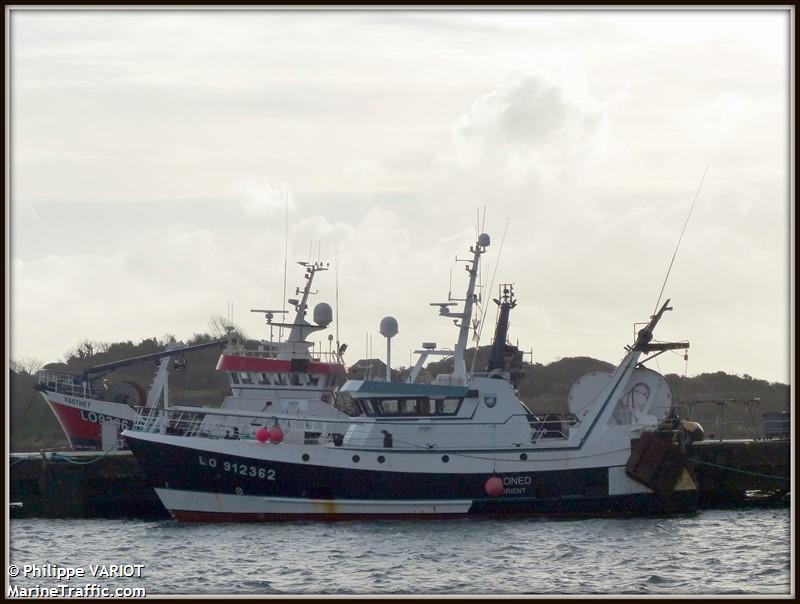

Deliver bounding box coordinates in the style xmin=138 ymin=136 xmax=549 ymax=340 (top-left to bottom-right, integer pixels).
xmin=313 ymin=302 xmax=333 ymax=327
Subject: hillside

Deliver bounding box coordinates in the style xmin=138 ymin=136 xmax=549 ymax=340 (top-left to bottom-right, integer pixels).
xmin=10 ymin=336 xmax=790 ymax=451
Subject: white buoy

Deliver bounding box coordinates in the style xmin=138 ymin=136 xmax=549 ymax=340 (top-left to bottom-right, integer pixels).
xmin=380 ymin=316 xmax=399 ymax=382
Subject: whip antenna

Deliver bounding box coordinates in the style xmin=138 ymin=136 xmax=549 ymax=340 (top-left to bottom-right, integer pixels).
xmin=281 ymin=187 xmax=289 ymax=340
xmin=335 ymin=243 xmax=340 ymax=359
xmin=652 ymin=165 xmax=709 ymax=317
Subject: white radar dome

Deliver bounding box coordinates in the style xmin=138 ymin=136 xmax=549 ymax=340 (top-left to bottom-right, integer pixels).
xmin=380 ymin=316 xmax=399 ymax=338
xmin=313 ymin=302 xmax=333 ymax=327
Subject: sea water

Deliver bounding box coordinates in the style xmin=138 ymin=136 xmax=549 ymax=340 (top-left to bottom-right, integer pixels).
xmin=7 ymin=508 xmax=792 ymax=596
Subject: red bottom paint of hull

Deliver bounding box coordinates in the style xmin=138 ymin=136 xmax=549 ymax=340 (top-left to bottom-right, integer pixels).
xmin=46 ymin=398 xmax=135 ymax=450
xmin=170 ymin=510 xmax=469 ymax=522
xmin=47 ymin=400 xmax=102 ymax=449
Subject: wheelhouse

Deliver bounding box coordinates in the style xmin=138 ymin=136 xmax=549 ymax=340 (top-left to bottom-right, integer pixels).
xmin=217 ymin=353 xmax=346 ymax=395
xmin=334 ymin=380 xmax=470 ymax=418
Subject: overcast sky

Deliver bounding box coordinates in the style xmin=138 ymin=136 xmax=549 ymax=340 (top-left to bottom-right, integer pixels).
xmin=7 ymin=8 xmax=793 ymax=384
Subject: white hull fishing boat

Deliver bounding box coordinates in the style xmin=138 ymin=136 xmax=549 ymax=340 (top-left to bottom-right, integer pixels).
xmin=35 ymin=262 xmax=348 ymax=450
xmin=123 ymin=233 xmax=698 ymax=521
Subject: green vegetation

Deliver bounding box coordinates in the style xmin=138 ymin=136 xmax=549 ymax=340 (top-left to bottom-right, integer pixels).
xmin=10 ymin=336 xmax=789 ymax=451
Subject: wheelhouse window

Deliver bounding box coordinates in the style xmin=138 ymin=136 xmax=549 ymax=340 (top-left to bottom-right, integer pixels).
xmin=417 ymin=398 xmax=433 ymax=415
xmin=258 ymin=372 xmax=271 ymax=385
xmin=290 ymin=373 xmax=302 ymax=386
xmin=307 ymin=374 xmax=320 ymax=386
xmin=379 ymin=399 xmax=399 ymax=414
xmin=333 ymin=391 xmax=361 ymax=417
xmin=359 ymin=399 xmax=377 ymax=415
xmin=230 ymin=372 xmax=240 ymax=384
xmin=398 ymin=399 xmax=420 ymax=415
xmin=274 ymin=373 xmax=287 ymax=386
xmin=239 ymin=372 xmax=253 ymax=384
xmin=355 ymin=396 xmax=463 ymax=417
xmin=438 ymin=398 xmax=462 ymax=415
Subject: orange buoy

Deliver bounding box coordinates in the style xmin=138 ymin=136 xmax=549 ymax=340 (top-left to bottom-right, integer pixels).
xmin=485 ymin=476 xmax=504 ymax=497
xmin=269 ymin=424 xmax=284 ymax=444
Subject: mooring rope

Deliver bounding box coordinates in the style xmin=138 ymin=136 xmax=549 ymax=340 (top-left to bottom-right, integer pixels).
xmin=689 ymin=457 xmax=788 ymax=481
xmin=49 ymin=444 xmax=121 ymax=465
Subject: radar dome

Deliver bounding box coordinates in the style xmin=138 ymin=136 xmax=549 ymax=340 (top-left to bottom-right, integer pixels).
xmin=313 ymin=302 xmax=333 ymax=327
xmin=478 ymin=233 xmax=491 ymax=247
xmin=380 ymin=316 xmax=398 ymax=338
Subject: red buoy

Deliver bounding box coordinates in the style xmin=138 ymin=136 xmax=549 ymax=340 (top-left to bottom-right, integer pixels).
xmin=255 ymin=427 xmax=270 ymax=443
xmin=485 ymin=476 xmax=504 ymax=497
xmin=269 ymin=424 xmax=284 ymax=444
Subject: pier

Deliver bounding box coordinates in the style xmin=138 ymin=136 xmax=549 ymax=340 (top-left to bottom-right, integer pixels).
xmin=10 ymin=450 xmax=168 ymax=519
xmin=9 ymin=438 xmax=790 ymax=519
xmin=687 ymin=438 xmax=790 ymax=507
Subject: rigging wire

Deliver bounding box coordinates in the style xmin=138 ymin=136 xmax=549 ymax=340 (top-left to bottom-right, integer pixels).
xmin=515 ymin=326 xmax=630 ymax=337
xmin=281 ymin=187 xmax=289 ymax=341
xmin=335 ymin=243 xmax=340 ymax=364
xmin=469 ymin=216 xmax=510 ymax=376
xmin=652 ymin=164 xmax=710 ymax=317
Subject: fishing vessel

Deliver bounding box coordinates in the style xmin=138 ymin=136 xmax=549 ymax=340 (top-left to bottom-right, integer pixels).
xmin=35 ymin=261 xmax=348 ymax=450
xmin=123 ymin=233 xmax=698 ymax=520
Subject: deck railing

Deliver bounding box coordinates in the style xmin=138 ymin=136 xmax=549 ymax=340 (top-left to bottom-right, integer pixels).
xmin=129 ymin=406 xmax=583 ymax=451
xmin=35 ymin=370 xmax=97 ymax=398
xmin=231 ymin=348 xmax=343 ymax=365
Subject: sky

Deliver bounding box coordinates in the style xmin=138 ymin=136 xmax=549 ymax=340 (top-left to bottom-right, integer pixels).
xmin=7 ymin=7 xmax=793 ymax=385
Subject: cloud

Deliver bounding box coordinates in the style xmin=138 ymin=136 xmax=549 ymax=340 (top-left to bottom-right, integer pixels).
xmin=343 ymin=159 xmax=388 ymax=195
xmin=235 ymin=175 xmax=296 ymax=217
xmin=453 ymin=75 xmax=604 ymax=167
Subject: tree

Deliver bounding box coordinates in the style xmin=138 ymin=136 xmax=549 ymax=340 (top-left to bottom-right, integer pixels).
xmin=69 ymin=339 xmax=97 ymax=360
xmin=207 ymin=315 xmax=245 ymax=340
xmin=10 ymin=357 xmax=43 ymax=375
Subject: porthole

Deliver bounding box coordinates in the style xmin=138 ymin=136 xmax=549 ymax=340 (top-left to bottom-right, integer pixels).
xmin=377 ymin=455 xmax=386 ymax=463
xmin=520 ymin=453 xmax=528 ymax=461
xmin=302 ymin=453 xmax=310 ymax=462
xmin=352 ymin=455 xmax=360 ymax=463
xmin=441 ymin=455 xmax=450 ymax=463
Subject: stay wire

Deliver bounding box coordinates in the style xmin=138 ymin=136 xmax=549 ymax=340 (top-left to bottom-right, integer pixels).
xmin=653 ymin=164 xmax=709 ymax=317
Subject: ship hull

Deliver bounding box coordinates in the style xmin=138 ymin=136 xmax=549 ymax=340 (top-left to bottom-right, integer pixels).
xmin=125 ymin=432 xmax=698 ymax=522
xmin=41 ymin=392 xmax=137 ymax=450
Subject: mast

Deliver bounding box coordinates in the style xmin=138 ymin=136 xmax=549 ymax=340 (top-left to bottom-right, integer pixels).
xmin=431 ymin=233 xmax=490 ymax=382
xmin=286 ymin=261 xmax=327 ymax=343
xmin=251 ymin=260 xmax=332 ymax=360
xmin=487 ymin=283 xmax=517 ymax=373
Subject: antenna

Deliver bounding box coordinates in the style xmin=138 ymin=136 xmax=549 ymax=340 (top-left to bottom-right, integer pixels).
xmin=448 ymin=267 xmax=452 ymax=301
xmin=652 ymin=165 xmax=709 ymax=317
xmin=335 ymin=243 xmax=340 ymax=361
xmin=281 ymin=187 xmax=289 ymax=340
xmin=469 ymin=217 xmax=509 ymax=376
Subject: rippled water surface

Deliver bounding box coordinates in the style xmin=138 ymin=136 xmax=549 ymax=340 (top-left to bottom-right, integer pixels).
xmin=9 ymin=509 xmax=792 ymax=595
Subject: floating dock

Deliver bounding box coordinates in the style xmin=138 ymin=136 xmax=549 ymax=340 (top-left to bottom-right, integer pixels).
xmin=9 ymin=438 xmax=790 ymax=519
